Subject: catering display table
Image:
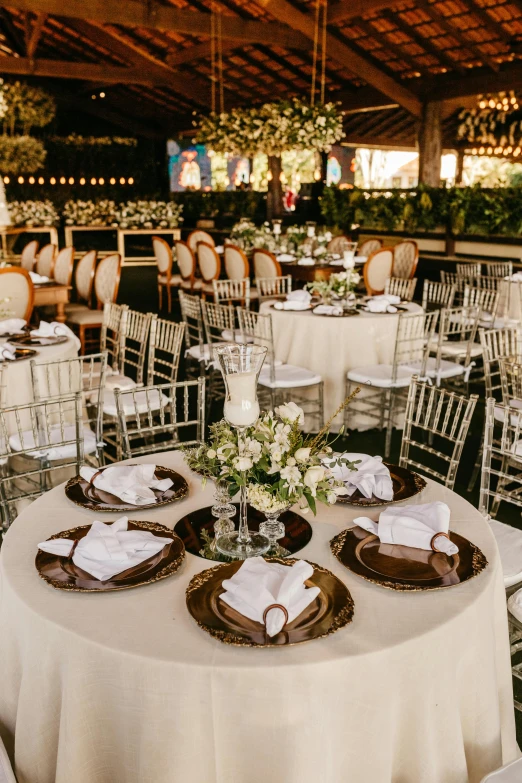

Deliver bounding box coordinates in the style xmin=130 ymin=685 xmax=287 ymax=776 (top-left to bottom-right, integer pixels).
xmin=0 ymin=450 xmax=516 ymax=783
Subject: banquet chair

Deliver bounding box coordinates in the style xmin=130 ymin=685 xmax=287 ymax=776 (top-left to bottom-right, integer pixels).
xmin=486 ymin=261 xmax=513 ymax=277
xmin=187 ymin=230 xmax=214 ymax=254
xmin=463 ymin=284 xmax=500 ymax=327
xmin=237 ymin=307 xmax=324 ymax=429
xmin=256 ymin=275 xmax=292 ymax=303
xmin=384 ymin=277 xmax=417 ymax=302
xmin=0 ymin=364 xmax=6 ymax=408
xmin=422 ymin=280 xmax=456 ymax=311
xmin=0 ymin=732 xmax=16 ymax=783
xmin=148 ymin=318 xmax=185 ymax=385
xmin=67 ymin=253 xmax=122 ymax=354
xmin=425 ymin=306 xmax=481 ymax=388
xmin=20 ymin=239 xmax=39 ymax=271
xmin=224 ymin=243 xmax=250 ymax=280
xmin=345 ymin=311 xmax=438 ymax=457
xmin=174 ymin=240 xmax=201 ymax=293
xmin=363 ymin=248 xmax=393 ymax=295
xmin=30 ymin=352 xmax=108 ymax=467
xmin=115 ymin=377 xmax=206 ymax=459
xmin=201 ymin=299 xmax=237 ymax=347
xmin=53 ymin=246 xmax=74 ymax=286
xmin=358 ymin=238 xmax=382 ymax=257
xmin=326 ymin=235 xmax=351 ymax=254
xmin=456 ymin=261 xmax=481 ymax=277
xmin=0 ymin=267 xmax=34 ymax=321
xmin=391 ymin=240 xmax=418 ymax=279
xmin=179 ymin=291 xmax=209 ymax=372
xmin=253 ymin=248 xmax=282 ymax=279
xmin=64 ymin=250 xmax=96 ymax=315
xmin=473 ymin=275 xmax=505 ymax=292
xmin=213 ymin=278 xmax=251 ymax=308
xmin=153 ymin=236 xmax=178 ymax=313
xmin=196 ymin=241 xmax=221 ymax=298
xmin=399 ymin=377 xmax=478 ymax=490
xmin=440 ymin=271 xmax=475 ymax=305
xmin=36 ymin=243 xmax=56 ymax=278
xmin=0 ymin=392 xmax=83 ymax=530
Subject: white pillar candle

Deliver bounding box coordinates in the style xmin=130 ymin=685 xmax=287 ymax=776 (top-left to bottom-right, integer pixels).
xmin=343 ymin=250 xmax=355 ymax=269
xmin=224 ymin=371 xmax=260 ymax=427
xmin=307 ymin=225 xmax=316 ymax=238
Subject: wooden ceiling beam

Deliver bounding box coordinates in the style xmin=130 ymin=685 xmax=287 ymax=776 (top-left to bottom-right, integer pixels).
xmin=464 ymin=0 xmax=511 ymax=45
xmin=25 ymin=11 xmax=46 ymax=58
xmin=165 ymin=40 xmax=236 ymax=67
xmin=425 ymin=61 xmax=522 ymax=100
xmin=328 ymin=0 xmax=399 ymax=25
xmin=355 ymin=17 xmax=429 ymax=76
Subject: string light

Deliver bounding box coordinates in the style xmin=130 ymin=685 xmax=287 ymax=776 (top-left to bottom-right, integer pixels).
xmin=68 ymin=177 xmax=74 ymax=185
xmin=110 ymin=177 xmax=116 ymax=185
xmin=99 ymin=92 xmax=105 ymax=98
xmin=28 ymin=176 xmax=35 ymax=184
xmin=128 ymin=177 xmax=134 ymax=184
xmin=487 ymin=146 xmax=493 ymax=154
xmin=90 ymin=178 xmax=96 ymax=185
xmin=50 ymin=177 xmax=56 ymax=185
xmin=80 ymin=178 xmax=86 ymax=185
xmin=267 ymin=170 xmax=273 ymax=181
xmin=18 ymin=176 xmax=24 ymax=184
xmin=38 ymin=177 xmax=44 ymax=184
xmin=99 ymin=177 xmax=105 ymax=185
xmin=3 ymin=176 xmax=9 ymax=184
xmin=60 ymin=177 xmax=66 ymax=184
xmin=478 ymin=146 xmax=485 ymax=154
xmin=119 ymin=177 xmax=125 ymax=184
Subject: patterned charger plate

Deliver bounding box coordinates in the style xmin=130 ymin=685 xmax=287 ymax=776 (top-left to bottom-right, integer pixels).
xmin=186 ymin=557 xmax=354 ymax=647
xmin=336 ymin=463 xmax=426 ymax=507
xmin=36 ymin=519 xmax=185 ymax=592
xmin=65 ymin=465 xmax=189 ymax=512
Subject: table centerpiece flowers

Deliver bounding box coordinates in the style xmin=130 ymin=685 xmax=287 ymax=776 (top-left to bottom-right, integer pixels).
xmin=307 ymin=270 xmax=360 ymax=306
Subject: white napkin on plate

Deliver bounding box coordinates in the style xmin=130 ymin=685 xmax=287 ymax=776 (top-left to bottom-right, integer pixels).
xmin=0 ymin=343 xmax=16 ymax=361
xmin=0 ymin=318 xmax=26 ymax=334
xmin=506 ymin=272 xmax=522 ymax=281
xmin=37 ymin=516 xmax=171 ymax=581
xmin=31 ymin=321 xmax=81 ymax=350
xmin=298 ymin=257 xmax=314 ymax=266
xmin=365 ymin=294 xmax=401 ymax=313
xmin=354 ymin=255 xmax=367 ymax=264
xmin=287 ymin=289 xmax=311 ymax=305
xmin=29 ymin=271 xmax=49 ymax=283
xmin=214 ymin=245 xmax=224 ymax=254
xmin=330 ymin=253 xmax=341 ymax=260
xmin=220 ymin=557 xmax=320 ymax=637
xmin=273 ymin=301 xmax=310 ymax=311
xmin=354 ymin=501 xmax=458 ymax=555
xmin=313 ymin=305 xmax=343 ymax=316
xmin=327 ymin=453 xmax=393 ymax=500
xmin=80 ymin=463 xmax=173 ymax=506
xmin=276 ymin=253 xmax=295 ymax=262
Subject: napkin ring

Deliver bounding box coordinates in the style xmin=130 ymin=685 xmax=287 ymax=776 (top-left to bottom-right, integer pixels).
xmin=263 ymin=603 xmax=289 ymax=628
xmin=431 ymin=532 xmax=449 ymax=553
xmin=88 ymin=469 xmax=104 ymax=486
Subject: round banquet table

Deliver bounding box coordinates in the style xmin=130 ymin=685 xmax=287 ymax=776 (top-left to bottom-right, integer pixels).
xmin=0 ymin=450 xmax=517 ymax=783
xmin=260 ymin=301 xmax=423 ymax=430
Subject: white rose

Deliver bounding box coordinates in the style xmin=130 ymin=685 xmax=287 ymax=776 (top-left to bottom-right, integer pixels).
xmin=206 ymin=449 xmax=217 ymax=459
xmin=303 ymin=466 xmax=326 ymax=497
xmin=286 ymin=456 xmax=296 ymax=466
xmin=327 ymin=491 xmax=337 ymax=504
xmin=295 ymin=447 xmax=311 ymax=462
xmin=275 ymin=401 xmax=305 ymax=425
xmin=234 ymin=456 xmax=253 ymax=472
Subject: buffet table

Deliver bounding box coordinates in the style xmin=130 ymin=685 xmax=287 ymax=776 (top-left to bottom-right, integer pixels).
xmin=0 ymin=450 xmax=516 ymax=783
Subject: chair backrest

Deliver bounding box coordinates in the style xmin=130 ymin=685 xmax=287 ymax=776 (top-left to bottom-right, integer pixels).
xmin=327 ymin=235 xmax=351 ymax=254
xmin=256 ymin=275 xmax=292 ymax=302
xmin=384 ymin=277 xmax=417 ymax=301
xmin=480 ymin=397 xmax=522 ymax=516
xmin=400 ymin=377 xmax=478 ymax=490
xmin=456 ymin=261 xmax=481 ymax=277
xmin=0 ymin=267 xmax=34 ymax=321
xmin=392 ymin=311 xmax=438 ymax=383
xmin=253 ymin=248 xmax=281 ymax=279
xmin=20 ymin=239 xmax=39 ymax=271
xmin=421 ymin=279 xmax=456 ymax=311
xmin=213 ymin=278 xmax=250 ymax=307
xmin=363 ymin=248 xmax=393 ymax=295
xmin=499 ymin=359 xmax=522 ymax=406
xmin=74 ymin=250 xmax=97 ymax=304
xmin=119 ymin=309 xmax=153 ymax=385
xmin=479 ymin=326 xmax=522 ymax=400
xmin=463 ymin=284 xmax=500 ymax=318
xmin=358 ymin=238 xmax=383 ymax=257
xmin=431 ymin=306 xmax=479 ymax=378
xmin=175 ymin=240 xmax=196 ymax=281
xmin=148 ymin=318 xmax=185 ymax=384
xmin=187 ymin=230 xmax=214 ymax=254
xmin=473 ymin=275 xmax=504 ymax=292
xmin=197 ymin=241 xmax=221 ymax=282
xmin=153 ymin=236 xmax=173 ymax=276
xmin=100 ymin=303 xmax=128 ymax=371
xmin=94 ymin=253 xmax=121 ymax=306
xmin=115 ymin=378 xmax=206 ymax=458
xmin=36 ymin=243 xmax=56 ymax=278
xmin=440 ymin=271 xmax=475 ymax=305
xmin=486 ymin=261 xmax=513 ymax=277
xmin=237 ymin=307 xmax=276 ymax=381
xmin=392 ymin=240 xmax=418 ymax=279
xmin=201 ymin=299 xmax=236 ymax=346
xmin=224 ymin=244 xmax=250 ymax=280
xmin=179 ymin=291 xmax=204 ymax=349
xmin=53 ymin=246 xmax=74 ymax=286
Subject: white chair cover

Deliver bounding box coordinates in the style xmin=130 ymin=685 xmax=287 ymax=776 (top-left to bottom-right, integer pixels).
xmin=20 ymin=239 xmax=39 ymax=271
xmin=94 ymin=254 xmax=120 ymax=305
xmin=364 ymin=248 xmax=393 ymax=295
xmin=359 ymin=238 xmax=383 ymax=256
xmin=253 ymin=249 xmax=280 ymax=279
xmin=175 ymin=242 xmax=195 ymax=280
xmin=75 ymin=250 xmax=96 ymax=302
xmin=187 ymin=230 xmax=214 ymax=254
xmin=224 ymin=244 xmax=249 ymax=280
xmin=0 ymin=735 xmax=16 ymax=783
xmin=0 ymin=268 xmax=33 ymax=320
xmin=197 ymin=242 xmax=220 ymax=282
xmin=53 ymin=246 xmax=74 ymax=286
xmin=153 ymin=236 xmax=172 ymax=274
xmin=36 ymin=243 xmax=56 ymax=278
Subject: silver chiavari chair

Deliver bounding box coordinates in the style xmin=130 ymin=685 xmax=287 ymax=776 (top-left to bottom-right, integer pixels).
xmin=147 ymin=318 xmax=185 ymax=385
xmin=384 ymin=277 xmax=417 ymax=302
xmin=421 ymin=279 xmax=456 ymax=311
xmin=237 ymin=307 xmax=324 ymax=429
xmin=201 ymin=299 xmax=237 ymax=346
xmin=256 ymin=275 xmax=293 ymax=303
xmin=456 ymin=261 xmax=481 ymax=278
xmin=0 ymin=364 xmax=6 ymax=408
xmin=486 ymin=261 xmax=513 ymax=277
xmin=30 ymin=352 xmax=108 ymax=467
xmin=114 ymin=378 xmax=206 ymax=459
xmin=425 ymin=306 xmax=480 ymax=389
xmin=500 ymin=359 xmax=522 ymax=407
xmin=463 ymin=284 xmax=500 ymax=327
xmin=212 ymin=278 xmax=251 ymax=308
xmin=100 ymin=302 xmax=128 ymax=374
xmin=440 ymin=271 xmax=475 ymax=305
xmin=473 ymin=275 xmax=504 ymax=292
xmin=179 ymin=290 xmax=210 ymax=372
xmin=0 ymin=392 xmax=83 ymax=530
xmin=399 ymin=377 xmax=478 ymax=490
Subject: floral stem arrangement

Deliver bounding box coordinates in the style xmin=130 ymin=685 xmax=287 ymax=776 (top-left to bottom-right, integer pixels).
xmin=307 ymin=270 xmax=360 ymax=301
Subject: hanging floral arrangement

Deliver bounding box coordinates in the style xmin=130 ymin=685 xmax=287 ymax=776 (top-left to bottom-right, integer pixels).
xmin=0 ymin=80 xmax=55 ymax=174
xmin=196 ymin=97 xmax=344 ymax=157
xmin=457 ymin=91 xmax=522 ymax=148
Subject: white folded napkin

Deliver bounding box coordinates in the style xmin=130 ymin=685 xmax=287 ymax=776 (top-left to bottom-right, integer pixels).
xmin=354 ymin=255 xmax=367 ymax=264
xmin=29 ymin=271 xmax=49 ymax=283
xmin=505 ymin=272 xmax=522 ymax=281
xmin=220 ymin=557 xmax=320 ymax=637
xmin=327 ymin=453 xmax=393 ymax=500
xmin=103 ymin=373 xmax=137 ymax=391
xmin=0 ymin=343 xmax=16 ymax=361
xmin=80 ymin=463 xmax=173 ymax=506
xmin=38 ymin=516 xmax=171 ymax=581
xmin=329 ymin=259 xmax=344 ymax=266
xmin=354 ymin=501 xmax=458 ymax=556
xmin=276 ymin=253 xmax=295 ymax=262
xmin=313 ymin=305 xmax=343 ymax=316
xmin=287 ymin=289 xmax=312 ymax=305
xmin=330 ymin=253 xmax=341 ymax=260
xmin=298 ymin=257 xmax=314 ymax=266
xmin=30 ymin=320 xmax=81 ymax=350
xmin=214 ymin=245 xmax=224 ymax=253
xmin=273 ymin=301 xmax=310 ymax=311
xmin=364 ymin=294 xmax=400 ymax=313
xmin=0 ymin=318 xmax=26 ymax=334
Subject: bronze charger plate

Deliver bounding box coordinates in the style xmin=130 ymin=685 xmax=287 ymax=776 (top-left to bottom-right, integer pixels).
xmin=311 ymin=307 xmax=359 ymax=318
xmin=186 ymin=557 xmax=354 ymax=647
xmin=270 ymin=302 xmax=314 ymax=312
xmin=330 ymin=526 xmax=488 ymax=591
xmin=174 ymin=503 xmax=312 ymax=561
xmin=65 ymin=465 xmax=189 ymax=512
xmin=336 ymin=463 xmax=426 ymax=507
xmin=8 ymin=333 xmax=68 ymax=347
xmin=36 ymin=519 xmax=185 ymax=592
xmin=0 ymin=347 xmax=38 ymax=363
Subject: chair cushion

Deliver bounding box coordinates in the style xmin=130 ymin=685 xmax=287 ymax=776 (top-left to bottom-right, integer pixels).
xmin=180 ymin=278 xmax=202 ymax=290
xmin=158 ymin=273 xmax=182 ymax=286
xmin=102 ymin=388 xmax=169 ymax=417
xmin=201 ymin=281 xmax=216 ymax=294
xmin=221 ymin=329 xmax=255 ymax=344
xmin=405 ymin=358 xmax=465 ymax=380
xmin=9 ymin=425 xmax=97 ymax=459
xmin=67 ymin=309 xmax=104 ymax=326
xmin=258 ymin=364 xmax=322 ymax=389
xmin=491 ymin=519 xmax=522 ymax=588
xmin=428 ymin=338 xmax=482 ymax=358
xmin=186 ymin=343 xmax=211 ymax=362
xmin=65 ymin=303 xmax=89 ymax=314
xmin=104 ymin=374 xmax=138 ymax=391
xmin=346 ymin=364 xmax=414 ymax=388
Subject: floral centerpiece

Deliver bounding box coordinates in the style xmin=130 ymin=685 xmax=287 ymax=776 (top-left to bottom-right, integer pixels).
xmin=113 ymin=200 xmax=183 ymax=229
xmin=8 ymin=200 xmax=58 ymax=227
xmin=63 ymin=199 xmax=117 ymax=226
xmin=307 ymin=270 xmax=360 ymax=304
xmin=229 ymin=219 xmax=278 ymax=252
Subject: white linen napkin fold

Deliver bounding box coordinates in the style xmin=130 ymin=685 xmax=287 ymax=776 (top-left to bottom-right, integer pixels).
xmin=276 ymin=253 xmax=295 ymax=262
xmin=37 ymin=516 xmax=171 ymax=581
xmin=354 ymin=255 xmax=368 ymax=264
xmin=31 ymin=320 xmax=81 ymax=350
xmin=220 ymin=556 xmax=320 ymax=637
xmin=326 ymin=453 xmax=393 ymax=500
xmin=505 ymin=272 xmax=522 ymax=281
xmin=80 ymin=463 xmax=173 ymax=506
xmin=364 ymin=295 xmax=400 ymax=313
xmin=354 ymin=501 xmax=458 ymax=555
xmin=298 ymin=257 xmax=314 ymax=266
xmin=0 ymin=343 xmax=16 ymax=361
xmin=214 ymin=245 xmax=224 ymax=254
xmin=29 ymin=271 xmax=49 ymax=283
xmin=313 ymin=305 xmax=343 ymax=316
xmin=0 ymin=318 xmax=26 ymax=334
xmin=287 ymin=289 xmax=312 ymax=304
xmin=273 ymin=301 xmax=310 ymax=311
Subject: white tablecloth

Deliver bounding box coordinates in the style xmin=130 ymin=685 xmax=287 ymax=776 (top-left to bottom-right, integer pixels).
xmin=260 ymin=302 xmax=423 ymax=429
xmin=0 ymin=451 xmax=517 ymax=783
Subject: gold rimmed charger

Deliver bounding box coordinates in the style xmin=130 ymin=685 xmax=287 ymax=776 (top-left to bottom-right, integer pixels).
xmin=0 ymin=347 xmax=38 ymax=363
xmin=8 ymin=333 xmax=68 ymax=347
xmin=186 ymin=557 xmax=354 ymax=647
xmin=336 ymin=463 xmax=426 ymax=507
xmin=36 ymin=520 xmax=185 ymax=592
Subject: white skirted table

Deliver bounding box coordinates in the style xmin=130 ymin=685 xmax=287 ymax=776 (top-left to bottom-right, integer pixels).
xmin=0 ymin=450 xmax=517 ymax=783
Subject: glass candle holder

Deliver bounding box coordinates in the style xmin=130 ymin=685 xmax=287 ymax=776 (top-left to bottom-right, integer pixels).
xmin=343 ymin=242 xmax=358 ymax=269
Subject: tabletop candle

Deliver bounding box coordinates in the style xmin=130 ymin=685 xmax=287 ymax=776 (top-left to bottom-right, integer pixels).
xmin=224 ymin=371 xmax=259 ymax=427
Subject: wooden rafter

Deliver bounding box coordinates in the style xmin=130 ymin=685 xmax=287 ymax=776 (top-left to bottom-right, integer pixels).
xmin=165 ymin=40 xmax=237 ymax=67
xmin=464 ymin=0 xmax=511 ymax=45
xmin=328 ymin=0 xmax=399 ymax=24
xmin=355 ymin=17 xmax=429 ymax=76
xmin=427 ymin=60 xmax=522 ymax=99
xmin=25 ymin=10 xmax=46 ymax=58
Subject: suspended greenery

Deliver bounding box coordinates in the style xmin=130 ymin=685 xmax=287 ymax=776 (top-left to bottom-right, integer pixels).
xmin=2 ymin=81 xmax=56 ymax=136
xmin=0 ymin=135 xmax=46 ymax=173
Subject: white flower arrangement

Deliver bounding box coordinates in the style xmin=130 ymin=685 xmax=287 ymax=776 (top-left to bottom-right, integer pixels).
xmin=63 ymin=199 xmax=117 ymax=226
xmin=8 ymin=200 xmax=58 ymax=227
xmin=307 ymin=270 xmax=360 ymax=300
xmin=62 ymin=199 xmax=184 ymax=228
xmin=230 ymin=219 xmax=278 ymax=252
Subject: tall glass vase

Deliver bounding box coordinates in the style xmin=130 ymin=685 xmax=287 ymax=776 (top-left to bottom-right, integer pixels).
xmin=215 ymin=344 xmax=271 ymax=559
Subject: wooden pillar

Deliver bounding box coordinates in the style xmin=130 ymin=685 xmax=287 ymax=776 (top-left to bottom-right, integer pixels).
xmin=455 ymin=149 xmax=465 ymax=185
xmin=267 ymin=155 xmax=283 ymax=220
xmin=418 ymin=101 xmax=442 ymax=187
